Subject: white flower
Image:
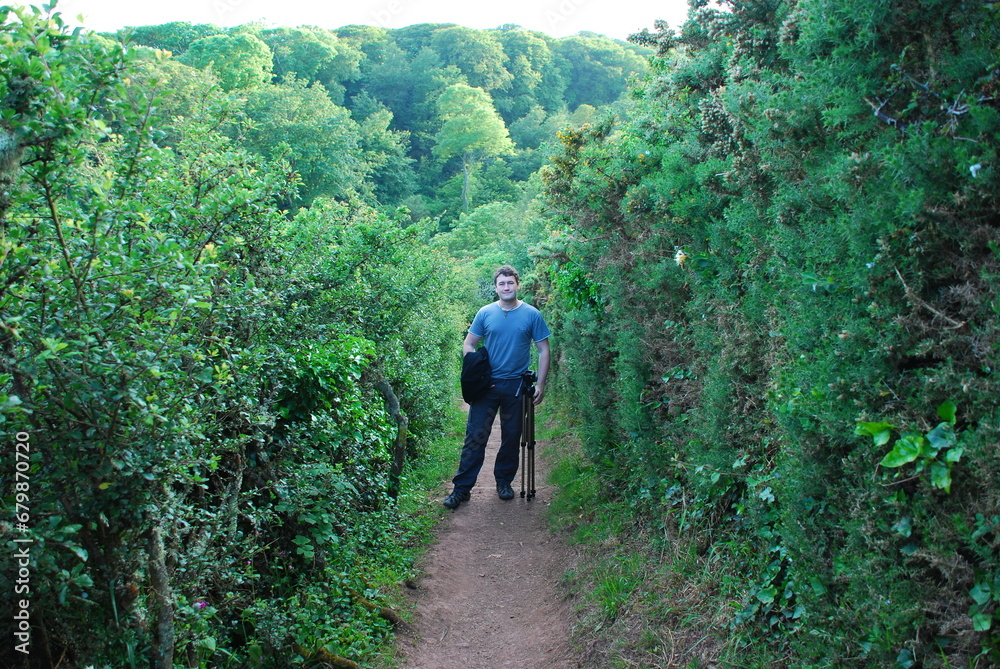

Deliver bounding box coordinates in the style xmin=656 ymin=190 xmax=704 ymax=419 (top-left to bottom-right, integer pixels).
xmin=970 ymin=163 xmax=982 ymax=177
xmin=674 ymin=248 xmax=688 ymax=266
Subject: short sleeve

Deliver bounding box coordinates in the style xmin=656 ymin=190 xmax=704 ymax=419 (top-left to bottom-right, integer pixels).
xmin=532 ymin=310 xmax=551 ymax=342
xmin=469 ymin=305 xmax=489 ymax=338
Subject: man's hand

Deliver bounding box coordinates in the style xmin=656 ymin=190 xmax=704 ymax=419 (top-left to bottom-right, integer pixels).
xmin=533 ymin=384 xmax=545 ymax=406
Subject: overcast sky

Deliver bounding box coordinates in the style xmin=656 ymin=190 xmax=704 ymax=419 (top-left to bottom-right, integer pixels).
xmin=54 ymin=0 xmax=690 ymax=41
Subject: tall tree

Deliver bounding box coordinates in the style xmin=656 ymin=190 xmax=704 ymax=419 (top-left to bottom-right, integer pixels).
xmin=350 ymin=92 xmax=416 ymax=205
xmin=432 ymin=83 xmax=513 ymax=211
xmin=552 ymin=34 xmax=649 ymax=109
xmin=119 ymin=21 xmax=221 ymax=55
xmin=261 ymin=26 xmax=362 ymax=103
xmin=495 ymin=28 xmax=567 ymax=120
xmin=242 ymin=76 xmax=369 ymax=205
xmin=392 ymin=22 xmax=456 ymax=55
xmin=179 ymin=32 xmax=273 ymax=90
xmin=430 ymin=26 xmax=513 ymax=93
xmin=361 ymin=44 xmax=465 ymax=157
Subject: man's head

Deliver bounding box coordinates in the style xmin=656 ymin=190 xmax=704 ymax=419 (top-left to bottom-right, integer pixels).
xmin=493 ymin=265 xmax=520 ymax=286
xmin=493 ymin=265 xmax=520 ymax=304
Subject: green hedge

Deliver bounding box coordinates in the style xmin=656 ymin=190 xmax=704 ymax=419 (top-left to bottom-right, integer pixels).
xmin=0 ymin=8 xmax=461 ymax=666
xmin=540 ymin=0 xmax=1000 ymax=664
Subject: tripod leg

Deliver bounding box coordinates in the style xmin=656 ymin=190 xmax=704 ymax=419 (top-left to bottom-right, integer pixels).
xmin=527 ymin=399 xmax=536 ymax=500
xmin=521 ymin=393 xmax=529 ymax=498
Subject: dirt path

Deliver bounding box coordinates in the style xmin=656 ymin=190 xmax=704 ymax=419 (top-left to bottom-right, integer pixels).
xmin=398 ymin=413 xmax=579 ymax=669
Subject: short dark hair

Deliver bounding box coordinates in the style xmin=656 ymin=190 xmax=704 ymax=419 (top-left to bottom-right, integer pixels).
xmin=493 ymin=265 xmax=520 ymax=284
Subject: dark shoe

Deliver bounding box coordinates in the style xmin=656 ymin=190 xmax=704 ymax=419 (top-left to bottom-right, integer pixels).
xmin=497 ymin=482 xmax=515 ymax=501
xmin=443 ymin=490 xmax=470 ymax=509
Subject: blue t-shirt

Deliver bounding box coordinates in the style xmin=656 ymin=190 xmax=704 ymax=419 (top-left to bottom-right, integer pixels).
xmin=469 ymin=301 xmax=551 ymax=380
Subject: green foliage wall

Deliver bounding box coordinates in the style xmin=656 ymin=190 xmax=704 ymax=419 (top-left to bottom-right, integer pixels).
xmin=541 ymin=0 xmax=1000 ymax=665
xmin=0 ymin=8 xmax=461 ymax=666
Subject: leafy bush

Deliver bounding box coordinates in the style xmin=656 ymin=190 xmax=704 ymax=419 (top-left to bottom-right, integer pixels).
xmin=0 ymin=7 xmax=462 ymax=666
xmin=540 ymin=0 xmax=1000 ymax=665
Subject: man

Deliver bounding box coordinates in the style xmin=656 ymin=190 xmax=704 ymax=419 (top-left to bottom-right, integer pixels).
xmin=443 ymin=265 xmax=551 ymax=509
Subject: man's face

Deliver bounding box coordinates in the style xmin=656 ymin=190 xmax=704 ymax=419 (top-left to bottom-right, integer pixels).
xmin=495 ymin=274 xmax=519 ymax=302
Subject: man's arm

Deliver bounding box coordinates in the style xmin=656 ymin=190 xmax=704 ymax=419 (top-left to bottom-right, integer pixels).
xmin=463 ymin=332 xmax=482 ymax=356
xmin=533 ymin=338 xmax=550 ymax=405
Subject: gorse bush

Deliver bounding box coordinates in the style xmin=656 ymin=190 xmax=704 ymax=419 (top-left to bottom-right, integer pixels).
xmin=541 ymin=0 xmax=1000 ymax=665
xmin=0 ymin=6 xmax=461 ymax=666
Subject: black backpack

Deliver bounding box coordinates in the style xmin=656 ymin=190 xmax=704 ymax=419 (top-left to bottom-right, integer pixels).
xmin=460 ymin=348 xmax=491 ymax=404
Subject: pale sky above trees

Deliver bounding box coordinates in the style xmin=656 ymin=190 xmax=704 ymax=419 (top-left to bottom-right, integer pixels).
xmin=58 ymin=0 xmax=692 ymax=40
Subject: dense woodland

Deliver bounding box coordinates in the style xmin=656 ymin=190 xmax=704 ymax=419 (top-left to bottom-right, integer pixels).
xmin=0 ymin=5 xmax=648 ymax=667
xmin=0 ymin=0 xmax=998 ymax=667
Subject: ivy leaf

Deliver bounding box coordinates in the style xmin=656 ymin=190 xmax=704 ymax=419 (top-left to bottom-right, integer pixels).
xmin=755 ymin=585 xmax=778 ymax=604
xmin=971 ymin=582 xmax=992 ymax=606
xmin=892 ymin=516 xmax=913 ymax=537
xmin=895 ymin=648 xmax=915 ymax=669
xmin=880 ymin=434 xmax=924 ymax=468
xmin=937 ymin=400 xmax=957 ymax=424
xmin=856 ymin=421 xmax=893 ymax=446
xmin=926 ymin=423 xmax=955 ymax=453
xmin=929 ymin=461 xmax=952 ymax=493
xmin=972 ymin=613 xmax=992 ymax=632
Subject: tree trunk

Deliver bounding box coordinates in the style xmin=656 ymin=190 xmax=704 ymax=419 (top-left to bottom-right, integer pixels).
xmin=374 ymin=378 xmax=408 ymax=499
xmin=147 ymin=523 xmax=175 ymax=669
xmin=461 ymin=154 xmax=470 ymax=211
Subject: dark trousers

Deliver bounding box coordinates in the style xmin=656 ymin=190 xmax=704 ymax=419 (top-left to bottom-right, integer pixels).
xmin=452 ymin=378 xmax=524 ymax=493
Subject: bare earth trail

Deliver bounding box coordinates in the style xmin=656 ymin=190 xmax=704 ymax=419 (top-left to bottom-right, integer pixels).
xmin=398 ymin=412 xmax=580 ymax=669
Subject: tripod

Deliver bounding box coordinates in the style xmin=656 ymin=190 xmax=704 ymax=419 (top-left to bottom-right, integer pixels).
xmin=519 ymin=370 xmax=538 ymax=501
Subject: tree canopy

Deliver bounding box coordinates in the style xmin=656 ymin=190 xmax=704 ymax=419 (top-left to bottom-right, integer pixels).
xmin=112 ymin=19 xmax=650 ymax=221
xmin=261 ymin=26 xmax=362 ymax=103
xmin=179 ymin=31 xmax=273 ymax=90
xmin=433 ymin=83 xmax=514 ymax=210
xmin=433 ymin=83 xmax=513 ymax=161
